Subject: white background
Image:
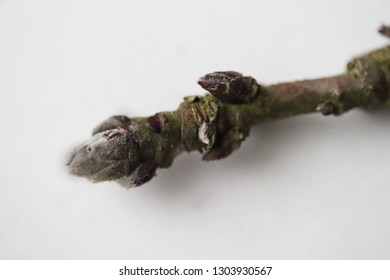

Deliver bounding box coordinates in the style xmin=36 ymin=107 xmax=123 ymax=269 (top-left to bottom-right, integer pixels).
xmin=0 ymin=0 xmax=389 ymax=259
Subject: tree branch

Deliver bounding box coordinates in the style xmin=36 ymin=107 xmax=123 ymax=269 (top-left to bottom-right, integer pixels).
xmin=67 ymin=26 xmax=390 ymax=188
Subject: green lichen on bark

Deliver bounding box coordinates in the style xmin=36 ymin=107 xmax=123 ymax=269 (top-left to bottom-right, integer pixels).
xmin=67 ymin=28 xmax=390 ymax=188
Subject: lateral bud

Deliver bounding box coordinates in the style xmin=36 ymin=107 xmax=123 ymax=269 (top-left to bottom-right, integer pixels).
xmin=92 ymin=115 xmax=132 ymax=135
xmin=379 ymin=25 xmax=390 ymax=38
xmin=198 ymin=71 xmax=261 ymax=104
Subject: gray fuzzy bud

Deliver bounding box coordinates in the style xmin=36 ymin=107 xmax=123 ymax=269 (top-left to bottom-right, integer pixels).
xmin=67 ymin=128 xmax=140 ymax=183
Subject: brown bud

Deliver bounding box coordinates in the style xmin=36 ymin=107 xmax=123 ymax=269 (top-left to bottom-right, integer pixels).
xmin=132 ymin=160 xmax=157 ymax=186
xmin=202 ymin=128 xmax=245 ymax=161
xmin=147 ymin=113 xmax=170 ymax=133
xmin=198 ymin=71 xmax=250 ymax=104
xmin=379 ymin=25 xmax=390 ymax=38
xmin=317 ymin=100 xmax=336 ymax=116
xmin=147 ymin=115 xmax=161 ymax=133
xmin=202 ymin=140 xmax=233 ymax=161
xmin=198 ymin=71 xmax=261 ymax=104
xmin=92 ymin=115 xmax=132 ymax=135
